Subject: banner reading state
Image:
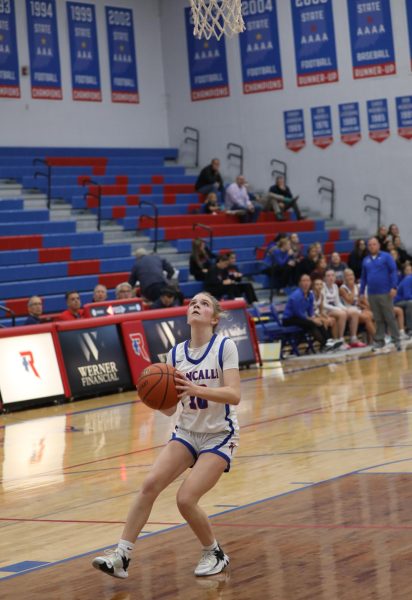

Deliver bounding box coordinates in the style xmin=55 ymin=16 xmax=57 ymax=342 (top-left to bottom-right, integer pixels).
xmin=290 ymin=0 xmax=338 ymax=87
xmin=67 ymin=2 xmax=101 ymax=102
xmin=339 ymin=102 xmax=362 ymax=146
xmin=26 ymin=0 xmax=62 ymax=99
xmin=347 ymin=0 xmax=396 ymax=79
xmin=239 ymin=0 xmax=283 ymax=94
xmin=106 ymin=6 xmax=139 ymax=103
xmin=0 ymin=0 xmax=20 ymax=98
xmin=284 ymin=109 xmax=306 ymax=153
xmin=185 ymin=6 xmax=229 ymax=101
xmin=311 ymin=105 xmax=333 ymax=149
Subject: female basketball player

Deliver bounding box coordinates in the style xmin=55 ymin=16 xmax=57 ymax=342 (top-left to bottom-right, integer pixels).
xmin=92 ymin=292 xmax=240 ymax=579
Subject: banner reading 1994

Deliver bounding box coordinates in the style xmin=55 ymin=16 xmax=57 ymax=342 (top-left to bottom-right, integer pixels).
xmin=0 ymin=0 xmax=20 ymax=98
xmin=239 ymin=0 xmax=283 ymax=94
xmin=347 ymin=0 xmax=396 ymax=79
xmin=185 ymin=7 xmax=229 ymax=101
xmin=26 ymin=0 xmax=62 ymax=99
xmin=67 ymin=2 xmax=101 ymax=102
xmin=106 ymin=6 xmax=139 ymax=103
xmin=290 ymin=0 xmax=338 ymax=87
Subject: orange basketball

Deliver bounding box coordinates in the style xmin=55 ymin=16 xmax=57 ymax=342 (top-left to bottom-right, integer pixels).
xmin=136 ymin=363 xmax=179 ymax=410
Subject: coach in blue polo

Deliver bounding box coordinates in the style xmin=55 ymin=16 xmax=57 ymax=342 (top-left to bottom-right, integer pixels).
xmin=360 ymin=236 xmax=400 ymax=351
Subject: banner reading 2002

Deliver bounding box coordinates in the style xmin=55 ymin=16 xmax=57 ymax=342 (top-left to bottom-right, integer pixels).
xmin=239 ymin=0 xmax=283 ymax=94
xmin=26 ymin=0 xmax=62 ymax=99
xmin=185 ymin=7 xmax=229 ymax=101
xmin=290 ymin=0 xmax=338 ymax=87
xmin=106 ymin=6 xmax=139 ymax=103
xmin=0 ymin=0 xmax=20 ymax=98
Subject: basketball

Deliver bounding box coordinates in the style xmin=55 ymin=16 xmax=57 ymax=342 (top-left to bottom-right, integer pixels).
xmin=136 ymin=363 xmax=179 ymax=410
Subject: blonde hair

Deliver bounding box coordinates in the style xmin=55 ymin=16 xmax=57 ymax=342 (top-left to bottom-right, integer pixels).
xmin=191 ymin=292 xmax=225 ymax=332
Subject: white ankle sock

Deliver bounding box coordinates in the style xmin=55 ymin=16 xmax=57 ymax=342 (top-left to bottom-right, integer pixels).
xmin=203 ymin=540 xmax=218 ymax=551
xmin=118 ymin=539 xmax=135 ymax=557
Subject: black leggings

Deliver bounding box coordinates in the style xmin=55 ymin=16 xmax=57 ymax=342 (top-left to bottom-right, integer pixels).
xmin=283 ymin=317 xmax=328 ymax=346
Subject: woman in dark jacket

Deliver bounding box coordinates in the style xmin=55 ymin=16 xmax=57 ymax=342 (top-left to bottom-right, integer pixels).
xmin=348 ymin=239 xmax=367 ymax=280
xmin=189 ymin=238 xmax=214 ymax=281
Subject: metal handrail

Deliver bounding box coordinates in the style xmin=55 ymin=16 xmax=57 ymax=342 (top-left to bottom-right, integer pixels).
xmin=192 ymin=223 xmax=213 ymax=253
xmin=82 ymin=179 xmax=102 ymax=231
xmin=270 ymin=159 xmax=287 ymax=182
xmin=227 ymin=143 xmax=244 ymax=175
xmin=139 ymin=200 xmax=159 ymax=253
xmin=0 ymin=304 xmax=16 ymax=327
xmin=363 ymin=194 xmax=381 ymax=230
xmin=317 ymin=176 xmax=335 ymax=219
xmin=183 ymin=126 xmax=200 ymax=168
xmin=33 ymin=158 xmax=52 ymax=209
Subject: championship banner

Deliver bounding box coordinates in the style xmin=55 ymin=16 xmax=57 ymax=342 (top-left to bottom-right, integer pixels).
xmin=311 ymin=105 xmax=333 ymax=149
xmin=396 ymin=96 xmax=412 ymax=140
xmin=367 ymin=98 xmax=390 ymax=143
xmin=406 ymin=0 xmax=412 ymax=71
xmin=0 ymin=0 xmax=20 ymax=98
xmin=26 ymin=0 xmax=62 ymax=99
xmin=239 ymin=0 xmax=283 ymax=94
xmin=290 ymin=0 xmax=338 ymax=87
xmin=185 ymin=6 xmax=229 ymax=101
xmin=284 ymin=109 xmax=306 ymax=153
xmin=347 ymin=0 xmax=396 ymax=79
xmin=105 ymin=6 xmax=139 ymax=103
xmin=339 ymin=102 xmax=361 ymax=146
xmin=67 ymin=2 xmax=101 ymax=102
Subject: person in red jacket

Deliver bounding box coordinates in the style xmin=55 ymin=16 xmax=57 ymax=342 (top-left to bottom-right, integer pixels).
xmin=59 ymin=291 xmax=84 ymax=320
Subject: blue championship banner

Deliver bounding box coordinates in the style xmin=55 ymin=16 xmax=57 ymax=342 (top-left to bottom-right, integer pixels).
xmin=290 ymin=0 xmax=338 ymax=87
xmin=0 ymin=0 xmax=20 ymax=98
xmin=26 ymin=0 xmax=62 ymax=99
xmin=284 ymin=109 xmax=305 ymax=152
xmin=185 ymin=6 xmax=229 ymax=101
xmin=367 ymin=98 xmax=390 ymax=143
xmin=406 ymin=0 xmax=412 ymax=71
xmin=106 ymin=6 xmax=139 ymax=103
xmin=339 ymin=102 xmax=361 ymax=146
xmin=311 ymin=105 xmax=333 ymax=149
xmin=67 ymin=2 xmax=101 ymax=102
xmin=239 ymin=0 xmax=283 ymax=94
xmin=347 ymin=0 xmax=396 ymax=79
xmin=396 ymin=96 xmax=412 ymax=140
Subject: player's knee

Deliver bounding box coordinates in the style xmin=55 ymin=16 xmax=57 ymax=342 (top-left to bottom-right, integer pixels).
xmin=176 ymin=489 xmax=196 ymax=515
xmin=141 ymin=474 xmax=163 ymax=500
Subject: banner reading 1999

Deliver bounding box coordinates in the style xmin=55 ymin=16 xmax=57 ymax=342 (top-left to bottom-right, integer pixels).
xmin=347 ymin=0 xmax=396 ymax=79
xmin=290 ymin=0 xmax=338 ymax=87
xmin=185 ymin=7 xmax=229 ymax=101
xmin=106 ymin=7 xmax=139 ymax=103
xmin=239 ymin=0 xmax=283 ymax=94
xmin=0 ymin=0 xmax=20 ymax=98
xmin=26 ymin=0 xmax=62 ymax=100
xmin=67 ymin=2 xmax=101 ymax=102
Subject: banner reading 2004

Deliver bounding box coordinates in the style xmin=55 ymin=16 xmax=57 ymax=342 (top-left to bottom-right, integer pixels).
xmin=26 ymin=0 xmax=62 ymax=99
xmin=0 ymin=0 xmax=20 ymax=98
xmin=239 ymin=0 xmax=283 ymax=94
xmin=106 ymin=6 xmax=139 ymax=103
xmin=291 ymin=0 xmax=338 ymax=87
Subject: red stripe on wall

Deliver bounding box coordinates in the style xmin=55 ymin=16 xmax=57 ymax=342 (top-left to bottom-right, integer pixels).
xmin=0 ymin=235 xmax=43 ymax=250
xmin=39 ymin=248 xmax=71 ymax=263
xmin=68 ymin=260 xmax=100 ymax=276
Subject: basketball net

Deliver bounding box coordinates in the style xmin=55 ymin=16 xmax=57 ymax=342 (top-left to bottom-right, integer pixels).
xmin=190 ymin=0 xmax=245 ymax=41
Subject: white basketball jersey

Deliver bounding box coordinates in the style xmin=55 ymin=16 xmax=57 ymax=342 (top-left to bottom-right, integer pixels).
xmin=167 ymin=333 xmax=239 ymax=434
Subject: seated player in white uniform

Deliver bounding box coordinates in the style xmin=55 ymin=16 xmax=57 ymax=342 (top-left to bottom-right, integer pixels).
xmin=92 ymin=292 xmax=241 ymax=579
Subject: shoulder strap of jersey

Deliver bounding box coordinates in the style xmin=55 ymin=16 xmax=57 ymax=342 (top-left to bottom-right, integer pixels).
xmin=218 ymin=336 xmax=230 ymax=370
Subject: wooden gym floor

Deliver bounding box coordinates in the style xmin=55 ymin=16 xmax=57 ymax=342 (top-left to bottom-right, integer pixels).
xmin=1 ymin=346 xmax=412 ymax=599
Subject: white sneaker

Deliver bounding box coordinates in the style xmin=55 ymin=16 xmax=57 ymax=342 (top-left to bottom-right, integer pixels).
xmin=400 ymin=330 xmax=410 ymax=340
xmin=194 ymin=544 xmax=229 ymax=577
xmin=92 ymin=549 xmax=130 ymax=579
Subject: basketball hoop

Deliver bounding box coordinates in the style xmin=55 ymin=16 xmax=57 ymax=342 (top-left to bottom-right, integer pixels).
xmin=190 ymin=0 xmax=245 ymax=41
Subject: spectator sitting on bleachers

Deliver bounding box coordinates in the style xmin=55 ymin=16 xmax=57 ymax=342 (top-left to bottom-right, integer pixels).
xmin=394 ymin=268 xmax=412 ymax=335
xmin=282 ymin=273 xmax=328 ymax=349
xmin=25 ymin=296 xmax=43 ymax=325
xmin=268 ymin=175 xmax=303 ymax=221
xmin=195 ymin=158 xmax=224 ymax=202
xmin=263 ymin=238 xmax=297 ymax=290
xmin=128 ymin=248 xmax=175 ymax=302
xmin=348 ymin=239 xmax=367 ymax=280
xmin=151 ymin=286 xmax=181 ymax=310
xmin=393 ymin=235 xmax=412 ymax=265
xmin=189 ymin=238 xmax=214 ymax=281
xmin=203 ymin=192 xmax=222 ymax=214
xmin=298 ymin=244 xmax=319 ymax=277
xmin=339 ymin=268 xmax=375 ymax=345
xmin=290 ymin=233 xmax=304 ymax=265
xmin=225 ymin=175 xmax=261 ymax=223
xmin=310 ymin=256 xmax=327 ymax=282
xmin=227 ymin=251 xmax=258 ymax=304
xmin=93 ymin=284 xmax=108 ymax=303
xmin=388 ymin=223 xmax=400 ymax=239
xmin=376 ymin=225 xmax=391 ymax=251
xmin=59 ymin=291 xmax=84 ymax=320
xmin=116 ymin=282 xmax=134 ymax=300
xmin=205 ymin=253 xmax=256 ymax=305
xmin=328 ymin=252 xmax=347 ymax=285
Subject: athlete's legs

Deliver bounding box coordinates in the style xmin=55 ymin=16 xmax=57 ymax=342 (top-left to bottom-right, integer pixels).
xmin=121 ymin=441 xmax=194 ymax=543
xmin=176 ymin=452 xmax=227 ymax=546
xmin=346 ymin=307 xmax=360 ymax=338
xmin=328 ymin=308 xmax=347 ymax=338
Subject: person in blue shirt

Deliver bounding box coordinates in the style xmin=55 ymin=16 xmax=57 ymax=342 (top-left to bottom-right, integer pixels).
xmin=263 ymin=238 xmax=298 ymax=291
xmin=282 ymin=273 xmax=328 ymax=348
xmin=394 ymin=270 xmax=412 ymax=335
xmin=360 ymin=237 xmax=400 ymax=351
